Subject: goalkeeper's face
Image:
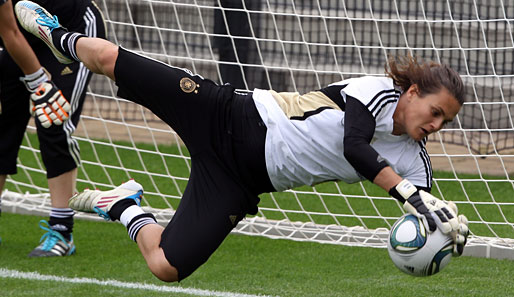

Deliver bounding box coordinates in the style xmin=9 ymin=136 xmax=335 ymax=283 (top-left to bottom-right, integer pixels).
xmin=399 ymin=85 xmax=461 ymax=141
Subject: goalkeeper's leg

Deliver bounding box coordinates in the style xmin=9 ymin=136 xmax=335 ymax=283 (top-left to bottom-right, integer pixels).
xmin=69 ymin=180 xmax=178 ymax=282
xmin=135 ymin=224 xmax=178 ymax=282
xmin=15 ymin=1 xmax=117 ymax=80
xmin=73 ymin=37 xmax=118 ymax=81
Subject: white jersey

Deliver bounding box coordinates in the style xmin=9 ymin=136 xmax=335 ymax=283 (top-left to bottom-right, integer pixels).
xmin=252 ymin=76 xmax=432 ymax=191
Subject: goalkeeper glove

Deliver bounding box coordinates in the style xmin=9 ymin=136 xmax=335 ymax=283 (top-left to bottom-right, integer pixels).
xmin=392 ymin=179 xmax=459 ymax=234
xmin=30 ymin=81 xmax=71 ymax=128
xmin=451 ymin=212 xmax=470 ymax=256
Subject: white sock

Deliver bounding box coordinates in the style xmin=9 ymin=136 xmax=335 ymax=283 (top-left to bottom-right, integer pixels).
xmin=120 ymin=205 xmax=145 ymax=227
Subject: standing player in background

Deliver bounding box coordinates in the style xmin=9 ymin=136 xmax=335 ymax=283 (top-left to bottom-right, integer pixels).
xmin=16 ymin=0 xmax=469 ymax=281
xmin=0 ymin=0 xmax=105 ymax=257
xmin=0 ymin=0 xmax=69 ymax=248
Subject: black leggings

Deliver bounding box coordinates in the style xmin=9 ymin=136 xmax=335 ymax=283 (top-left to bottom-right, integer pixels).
xmin=114 ymin=47 xmax=274 ymax=280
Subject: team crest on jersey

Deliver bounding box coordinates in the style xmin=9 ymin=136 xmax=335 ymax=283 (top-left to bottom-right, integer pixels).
xmin=180 ymin=77 xmax=197 ymax=93
xmin=229 ymin=215 xmax=238 ymax=226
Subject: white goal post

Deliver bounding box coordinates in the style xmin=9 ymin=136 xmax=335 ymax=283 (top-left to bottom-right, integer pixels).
xmin=3 ymin=0 xmax=514 ymax=259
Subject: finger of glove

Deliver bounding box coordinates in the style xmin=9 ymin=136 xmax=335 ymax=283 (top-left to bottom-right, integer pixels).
xmin=50 ymin=104 xmax=68 ymax=121
xmin=34 ymin=105 xmax=55 ymax=128
xmin=41 ymin=100 xmax=65 ymax=125
xmin=430 ymin=203 xmax=459 ymax=233
xmin=452 ymin=216 xmax=469 ymax=256
xmin=422 ymin=212 xmax=437 ymax=233
xmin=453 ymin=233 xmax=466 ymax=245
xmin=53 ymin=101 xmax=70 ymax=119
xmin=456 ymin=214 xmax=470 ymax=238
xmin=56 ymin=96 xmax=71 ymax=113
xmin=453 ymin=242 xmax=465 ymax=257
xmin=43 ymin=106 xmax=60 ymax=123
xmin=458 ymin=223 xmax=469 ymax=237
xmin=37 ymin=113 xmax=52 ymax=128
xmin=49 ymin=113 xmax=62 ymax=125
xmin=56 ymin=111 xmax=69 ymax=122
xmin=451 ymin=226 xmax=469 ymax=243
xmin=458 ymin=214 xmax=469 ymax=226
xmin=442 ymin=207 xmax=460 ymax=232
xmin=453 ymin=233 xmax=468 ymax=256
xmin=50 ymin=102 xmax=69 ymax=121
xmin=431 ymin=210 xmax=452 ymax=234
xmin=48 ymin=94 xmax=70 ymax=121
xmin=403 ymin=201 xmax=421 ymax=217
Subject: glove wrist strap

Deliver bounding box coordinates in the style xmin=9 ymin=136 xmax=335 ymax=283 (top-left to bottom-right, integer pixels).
xmin=20 ymin=67 xmax=51 ymax=92
xmin=389 ymin=179 xmax=417 ymax=203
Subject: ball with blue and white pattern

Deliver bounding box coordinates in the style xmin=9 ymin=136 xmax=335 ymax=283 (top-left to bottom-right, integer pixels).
xmin=387 ymin=214 xmax=453 ymax=276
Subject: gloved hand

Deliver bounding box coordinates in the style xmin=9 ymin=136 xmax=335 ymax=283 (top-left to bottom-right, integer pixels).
xmin=30 ymin=80 xmax=71 ymax=128
xmin=394 ymin=179 xmax=459 ymax=234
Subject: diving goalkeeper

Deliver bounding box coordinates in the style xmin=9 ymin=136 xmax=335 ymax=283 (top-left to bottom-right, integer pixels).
xmin=16 ymin=0 xmax=469 ymax=282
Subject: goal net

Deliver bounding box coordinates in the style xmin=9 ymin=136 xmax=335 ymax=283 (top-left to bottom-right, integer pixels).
xmin=3 ymin=0 xmax=514 ymax=259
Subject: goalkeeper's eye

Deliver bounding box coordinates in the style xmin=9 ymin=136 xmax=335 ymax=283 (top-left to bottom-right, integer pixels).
xmin=431 ymin=108 xmax=441 ymax=117
xmin=432 ymin=106 xmax=453 ymax=127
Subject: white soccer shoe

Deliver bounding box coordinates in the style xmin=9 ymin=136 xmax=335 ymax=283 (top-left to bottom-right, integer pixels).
xmin=15 ymin=1 xmax=74 ymax=64
xmin=69 ymin=180 xmax=144 ymax=221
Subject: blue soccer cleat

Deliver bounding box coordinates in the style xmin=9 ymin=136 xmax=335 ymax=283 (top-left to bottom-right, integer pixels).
xmin=28 ymin=220 xmax=75 ymax=257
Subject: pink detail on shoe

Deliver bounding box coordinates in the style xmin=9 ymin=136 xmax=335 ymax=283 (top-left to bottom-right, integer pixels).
xmin=38 ymin=27 xmax=49 ymax=43
xmin=96 ymin=195 xmax=118 ymax=208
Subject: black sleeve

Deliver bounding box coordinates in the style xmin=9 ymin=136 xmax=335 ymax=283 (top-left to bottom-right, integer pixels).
xmin=343 ymin=96 xmax=389 ymax=182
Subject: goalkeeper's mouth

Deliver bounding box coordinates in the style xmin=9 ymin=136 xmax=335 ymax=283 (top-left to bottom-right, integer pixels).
xmin=414 ymin=127 xmax=429 ymax=140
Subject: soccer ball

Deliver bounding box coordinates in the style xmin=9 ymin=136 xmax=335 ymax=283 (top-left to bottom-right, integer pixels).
xmin=387 ymin=214 xmax=453 ymax=276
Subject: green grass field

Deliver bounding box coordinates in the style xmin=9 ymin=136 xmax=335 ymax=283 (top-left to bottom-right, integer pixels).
xmin=2 ymin=133 xmax=514 ymax=296
xmin=1 ymin=212 xmax=514 ymax=297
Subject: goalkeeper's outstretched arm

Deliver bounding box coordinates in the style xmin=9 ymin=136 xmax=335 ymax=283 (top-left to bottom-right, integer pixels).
xmin=343 ymin=80 xmax=464 ymax=236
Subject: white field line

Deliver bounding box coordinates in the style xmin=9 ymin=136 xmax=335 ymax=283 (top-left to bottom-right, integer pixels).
xmin=0 ymin=268 xmax=274 ymax=297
